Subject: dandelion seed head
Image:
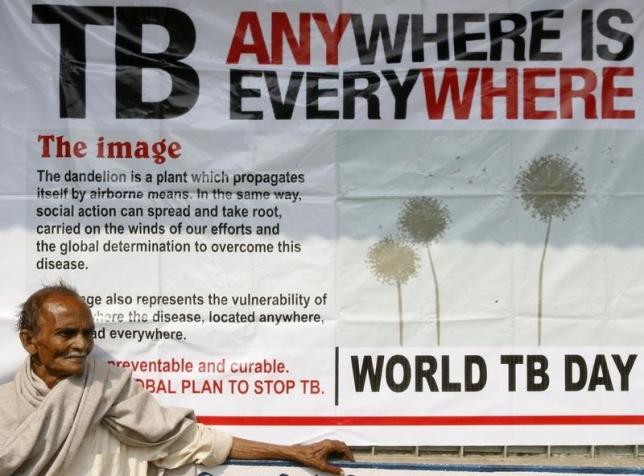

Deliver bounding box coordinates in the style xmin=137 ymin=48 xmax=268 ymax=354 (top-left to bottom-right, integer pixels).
xmin=514 ymin=154 xmax=585 ymax=223
xmin=398 ymin=197 xmax=451 ymax=244
xmin=366 ymin=237 xmax=418 ymax=285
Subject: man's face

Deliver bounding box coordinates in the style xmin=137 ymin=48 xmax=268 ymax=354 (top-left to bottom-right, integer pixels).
xmin=20 ymin=293 xmax=95 ymax=386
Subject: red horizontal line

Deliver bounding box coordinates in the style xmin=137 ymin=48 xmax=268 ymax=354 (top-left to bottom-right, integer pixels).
xmin=196 ymin=415 xmax=644 ymax=426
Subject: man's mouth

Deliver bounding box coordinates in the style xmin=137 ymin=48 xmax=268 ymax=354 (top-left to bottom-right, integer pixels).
xmin=66 ymin=354 xmax=87 ymax=360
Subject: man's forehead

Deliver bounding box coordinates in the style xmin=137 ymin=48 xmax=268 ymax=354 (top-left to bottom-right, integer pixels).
xmin=39 ymin=294 xmax=93 ymax=327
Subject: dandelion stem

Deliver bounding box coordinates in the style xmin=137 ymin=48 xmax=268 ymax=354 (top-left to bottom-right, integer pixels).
xmin=396 ymin=280 xmax=403 ymax=346
xmin=538 ymin=215 xmax=552 ymax=346
xmin=426 ymin=244 xmax=440 ymax=346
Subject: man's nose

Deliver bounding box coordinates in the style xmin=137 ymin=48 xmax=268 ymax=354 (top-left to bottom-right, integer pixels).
xmin=70 ymin=332 xmax=91 ymax=352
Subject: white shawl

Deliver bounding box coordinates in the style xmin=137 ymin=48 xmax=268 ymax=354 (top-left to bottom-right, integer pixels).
xmin=0 ymin=358 xmax=198 ymax=475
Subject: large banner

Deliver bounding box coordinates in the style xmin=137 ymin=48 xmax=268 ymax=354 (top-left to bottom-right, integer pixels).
xmin=1 ymin=0 xmax=643 ymax=445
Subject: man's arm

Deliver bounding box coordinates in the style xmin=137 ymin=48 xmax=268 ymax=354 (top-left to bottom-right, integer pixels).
xmin=229 ymin=437 xmax=355 ymax=475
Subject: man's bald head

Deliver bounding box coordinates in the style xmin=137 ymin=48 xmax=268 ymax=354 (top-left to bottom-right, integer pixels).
xmin=18 ymin=283 xmax=95 ymax=388
xmin=18 ymin=282 xmax=81 ymax=333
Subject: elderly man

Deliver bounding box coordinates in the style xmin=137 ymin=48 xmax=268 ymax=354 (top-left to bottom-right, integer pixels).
xmin=0 ymin=284 xmax=353 ymax=475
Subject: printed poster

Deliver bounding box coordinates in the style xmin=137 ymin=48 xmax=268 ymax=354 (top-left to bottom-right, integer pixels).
xmin=0 ymin=0 xmax=643 ymax=444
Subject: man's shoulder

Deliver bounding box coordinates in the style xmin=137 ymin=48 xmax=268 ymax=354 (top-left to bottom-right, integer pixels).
xmin=0 ymin=379 xmax=16 ymax=397
xmin=0 ymin=379 xmax=18 ymax=428
xmin=92 ymin=357 xmax=133 ymax=377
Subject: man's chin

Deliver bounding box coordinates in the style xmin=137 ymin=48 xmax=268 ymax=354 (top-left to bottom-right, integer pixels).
xmin=62 ymin=358 xmax=87 ymax=374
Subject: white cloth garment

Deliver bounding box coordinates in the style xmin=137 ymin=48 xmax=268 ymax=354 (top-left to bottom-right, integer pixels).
xmin=62 ymin=420 xmax=232 ymax=476
xmin=0 ymin=358 xmax=233 ymax=476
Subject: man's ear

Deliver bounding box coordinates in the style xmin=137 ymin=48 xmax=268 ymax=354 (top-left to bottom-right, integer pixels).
xmin=19 ymin=329 xmax=38 ymax=355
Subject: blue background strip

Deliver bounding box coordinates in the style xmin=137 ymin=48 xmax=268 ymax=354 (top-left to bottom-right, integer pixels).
xmin=223 ymin=459 xmax=644 ymax=474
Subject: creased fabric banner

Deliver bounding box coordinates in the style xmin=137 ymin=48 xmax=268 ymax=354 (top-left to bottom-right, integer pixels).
xmin=0 ymin=0 xmax=643 ymax=445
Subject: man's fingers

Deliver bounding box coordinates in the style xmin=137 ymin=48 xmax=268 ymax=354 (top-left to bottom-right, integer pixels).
xmin=319 ymin=461 xmax=345 ymax=475
xmin=332 ymin=441 xmax=355 ymax=461
xmin=294 ymin=439 xmax=354 ymax=474
xmin=322 ymin=440 xmax=354 ymax=462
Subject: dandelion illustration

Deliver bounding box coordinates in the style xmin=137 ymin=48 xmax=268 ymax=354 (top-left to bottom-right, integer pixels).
xmin=397 ymin=197 xmax=451 ymax=346
xmin=515 ymin=154 xmax=585 ymax=345
xmin=366 ymin=236 xmax=419 ymax=346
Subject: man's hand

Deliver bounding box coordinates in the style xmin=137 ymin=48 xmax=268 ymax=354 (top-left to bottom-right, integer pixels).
xmin=290 ymin=439 xmax=355 ymax=475
xmin=229 ymin=437 xmax=355 ymax=475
